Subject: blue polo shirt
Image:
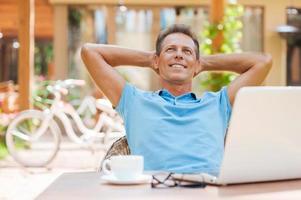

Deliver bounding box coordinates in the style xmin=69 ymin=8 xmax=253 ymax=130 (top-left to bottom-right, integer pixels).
xmin=116 ymin=82 xmax=232 ymax=175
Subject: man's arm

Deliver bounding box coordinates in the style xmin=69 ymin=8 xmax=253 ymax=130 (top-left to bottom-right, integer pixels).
xmin=81 ymin=44 xmax=154 ymax=106
xmin=198 ymin=53 xmax=273 ymax=106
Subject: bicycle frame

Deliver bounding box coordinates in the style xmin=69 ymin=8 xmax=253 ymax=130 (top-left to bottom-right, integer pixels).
xmin=29 ymin=79 xmax=124 ymax=145
xmin=32 ymin=90 xmax=106 ymax=144
xmin=75 ymin=96 xmax=112 ymax=132
xmin=5 ymin=79 xmax=124 ymax=167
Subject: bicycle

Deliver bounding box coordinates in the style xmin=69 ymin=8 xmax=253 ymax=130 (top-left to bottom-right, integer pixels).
xmin=75 ymin=94 xmax=125 ymax=143
xmin=5 ymin=79 xmax=125 ymax=167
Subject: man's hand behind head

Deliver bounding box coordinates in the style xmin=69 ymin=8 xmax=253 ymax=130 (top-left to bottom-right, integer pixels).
xmin=194 ymin=57 xmax=204 ymax=77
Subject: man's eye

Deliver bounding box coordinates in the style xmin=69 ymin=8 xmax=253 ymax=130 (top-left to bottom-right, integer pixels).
xmin=166 ymin=48 xmax=174 ymax=52
xmin=184 ymin=49 xmax=192 ymax=54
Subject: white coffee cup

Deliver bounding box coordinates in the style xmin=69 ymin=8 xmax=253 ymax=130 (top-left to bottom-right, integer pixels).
xmin=102 ymin=155 xmax=144 ymax=180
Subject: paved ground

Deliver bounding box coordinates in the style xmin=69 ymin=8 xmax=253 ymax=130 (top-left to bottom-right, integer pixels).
xmin=0 ymin=140 xmax=109 ymax=200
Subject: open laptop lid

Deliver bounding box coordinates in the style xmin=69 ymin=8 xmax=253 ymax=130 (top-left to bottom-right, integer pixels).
xmin=218 ymin=87 xmax=301 ymax=185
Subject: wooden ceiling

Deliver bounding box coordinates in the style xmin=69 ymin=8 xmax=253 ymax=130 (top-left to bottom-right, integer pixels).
xmin=0 ymin=0 xmax=53 ymax=39
xmin=49 ymin=0 xmax=208 ymax=6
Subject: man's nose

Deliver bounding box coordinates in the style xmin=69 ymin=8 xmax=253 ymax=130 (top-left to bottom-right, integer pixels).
xmin=175 ymin=49 xmax=183 ymax=60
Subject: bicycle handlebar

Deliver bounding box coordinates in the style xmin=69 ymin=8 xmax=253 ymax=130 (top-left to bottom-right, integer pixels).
xmin=64 ymin=79 xmax=86 ymax=87
xmin=46 ymin=79 xmax=86 ymax=95
xmin=57 ymin=86 xmax=69 ymax=95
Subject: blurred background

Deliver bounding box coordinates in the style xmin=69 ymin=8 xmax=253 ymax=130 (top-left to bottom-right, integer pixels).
xmin=2 ymin=0 xmax=301 ymax=157
xmin=1 ymin=0 xmax=301 ymax=198
xmin=1 ymin=0 xmax=300 ymax=103
xmin=1 ymin=0 xmax=301 ymax=164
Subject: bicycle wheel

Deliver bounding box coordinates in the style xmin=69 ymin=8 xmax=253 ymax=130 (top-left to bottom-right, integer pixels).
xmin=5 ymin=110 xmax=61 ymax=167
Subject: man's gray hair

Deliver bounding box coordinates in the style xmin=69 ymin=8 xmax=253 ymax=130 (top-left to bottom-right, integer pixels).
xmin=155 ymin=24 xmax=200 ymax=59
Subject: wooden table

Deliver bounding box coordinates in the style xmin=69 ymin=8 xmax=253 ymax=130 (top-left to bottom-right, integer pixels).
xmin=37 ymin=171 xmax=301 ymax=200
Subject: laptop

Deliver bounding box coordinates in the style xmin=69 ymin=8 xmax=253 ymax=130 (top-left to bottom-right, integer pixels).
xmin=174 ymin=87 xmax=301 ymax=185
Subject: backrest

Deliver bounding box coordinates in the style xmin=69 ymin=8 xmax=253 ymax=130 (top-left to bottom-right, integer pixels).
xmin=98 ymin=136 xmax=130 ymax=172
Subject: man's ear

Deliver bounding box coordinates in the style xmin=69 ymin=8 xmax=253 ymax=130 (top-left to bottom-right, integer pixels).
xmin=152 ymin=54 xmax=160 ymax=75
xmin=153 ymin=54 xmax=159 ymax=70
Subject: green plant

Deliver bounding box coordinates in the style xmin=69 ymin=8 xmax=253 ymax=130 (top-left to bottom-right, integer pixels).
xmin=0 ymin=113 xmax=16 ymax=159
xmin=0 ymin=125 xmax=7 ymax=137
xmin=0 ymin=139 xmax=8 ymax=159
xmin=200 ymin=72 xmax=236 ymax=92
xmin=34 ymin=42 xmax=53 ymax=76
xmin=33 ymin=78 xmax=82 ymax=110
xmin=69 ymin=8 xmax=82 ymax=28
xmin=32 ymin=79 xmax=55 ymax=110
xmin=199 ymin=2 xmax=244 ymax=92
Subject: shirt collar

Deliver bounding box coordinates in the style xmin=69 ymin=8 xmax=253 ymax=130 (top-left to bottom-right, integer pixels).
xmin=157 ymin=88 xmax=197 ymax=101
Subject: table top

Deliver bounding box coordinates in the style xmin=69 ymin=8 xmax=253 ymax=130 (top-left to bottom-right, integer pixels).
xmin=37 ymin=171 xmax=301 ymax=200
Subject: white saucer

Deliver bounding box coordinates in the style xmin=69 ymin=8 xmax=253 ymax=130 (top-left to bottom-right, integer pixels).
xmin=100 ymin=174 xmax=152 ymax=185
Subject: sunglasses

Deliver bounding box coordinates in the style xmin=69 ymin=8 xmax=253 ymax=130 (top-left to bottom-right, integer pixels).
xmin=151 ymin=172 xmax=207 ymax=189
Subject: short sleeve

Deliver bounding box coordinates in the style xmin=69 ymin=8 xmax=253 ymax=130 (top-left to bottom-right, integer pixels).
xmin=115 ymin=82 xmax=136 ymax=122
xmin=219 ymin=86 xmax=232 ymax=123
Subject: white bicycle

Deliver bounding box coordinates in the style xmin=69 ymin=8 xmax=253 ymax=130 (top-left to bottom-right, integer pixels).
xmin=5 ymin=79 xmax=125 ymax=167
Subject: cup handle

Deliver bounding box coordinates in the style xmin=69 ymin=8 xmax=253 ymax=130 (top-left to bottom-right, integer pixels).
xmin=102 ymin=159 xmax=112 ymax=175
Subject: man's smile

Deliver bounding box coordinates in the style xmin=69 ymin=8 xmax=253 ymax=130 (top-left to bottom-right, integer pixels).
xmin=169 ymin=63 xmax=187 ymax=69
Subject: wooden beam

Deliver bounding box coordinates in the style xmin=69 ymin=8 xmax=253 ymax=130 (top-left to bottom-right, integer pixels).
xmin=106 ymin=5 xmax=116 ymax=44
xmin=49 ymin=0 xmax=209 ymax=6
xmin=18 ymin=0 xmax=35 ymax=110
xmin=210 ymin=0 xmax=224 ymax=53
xmin=54 ymin=5 xmax=68 ymax=79
xmin=0 ymin=0 xmax=53 ymax=39
xmin=210 ymin=0 xmax=224 ymax=23
xmin=151 ymin=7 xmax=161 ymax=47
xmin=150 ymin=7 xmax=161 ymax=90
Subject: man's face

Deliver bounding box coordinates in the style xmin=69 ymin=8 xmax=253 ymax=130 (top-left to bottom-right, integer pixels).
xmin=154 ymin=33 xmax=199 ymax=85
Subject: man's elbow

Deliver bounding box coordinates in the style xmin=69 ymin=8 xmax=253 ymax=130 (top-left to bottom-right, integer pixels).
xmin=81 ymin=43 xmax=92 ymax=60
xmin=262 ymin=53 xmax=273 ymax=70
xmin=254 ymin=53 xmax=273 ymax=73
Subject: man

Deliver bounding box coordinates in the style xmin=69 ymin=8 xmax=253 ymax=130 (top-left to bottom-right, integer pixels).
xmin=81 ymin=24 xmax=272 ymax=175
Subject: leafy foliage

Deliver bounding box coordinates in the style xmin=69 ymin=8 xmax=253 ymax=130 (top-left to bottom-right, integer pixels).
xmin=0 ymin=140 xmax=8 ymax=159
xmin=34 ymin=43 xmax=53 ymax=76
xmin=32 ymin=79 xmax=55 ymax=110
xmin=200 ymin=72 xmax=237 ymax=92
xmin=199 ymin=2 xmax=244 ymax=92
xmin=69 ymin=8 xmax=82 ymax=28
